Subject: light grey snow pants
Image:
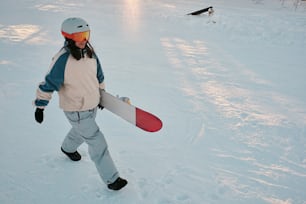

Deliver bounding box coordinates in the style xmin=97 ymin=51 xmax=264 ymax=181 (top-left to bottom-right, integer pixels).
xmin=61 ymin=108 xmax=119 ymax=184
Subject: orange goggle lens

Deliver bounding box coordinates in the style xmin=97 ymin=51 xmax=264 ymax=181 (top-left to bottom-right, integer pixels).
xmin=62 ymin=31 xmax=90 ymax=42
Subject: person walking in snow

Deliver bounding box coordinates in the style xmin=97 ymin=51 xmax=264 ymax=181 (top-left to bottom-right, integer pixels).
xmin=33 ymin=17 xmax=127 ymax=191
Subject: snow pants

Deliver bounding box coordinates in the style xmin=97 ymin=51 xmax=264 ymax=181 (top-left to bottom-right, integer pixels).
xmin=61 ymin=108 xmax=119 ymax=184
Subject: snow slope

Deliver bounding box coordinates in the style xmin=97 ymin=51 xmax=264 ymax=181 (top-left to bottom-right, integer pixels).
xmin=1 ymin=0 xmax=306 ymax=203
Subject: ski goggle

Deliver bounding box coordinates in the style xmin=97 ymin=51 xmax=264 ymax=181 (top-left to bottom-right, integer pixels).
xmin=61 ymin=30 xmax=90 ymax=42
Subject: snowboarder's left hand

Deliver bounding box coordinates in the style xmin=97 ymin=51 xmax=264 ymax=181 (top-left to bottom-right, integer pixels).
xmin=35 ymin=108 xmax=44 ymax=123
xmin=98 ymin=89 xmax=105 ymax=110
xmin=98 ymin=104 xmax=104 ymax=110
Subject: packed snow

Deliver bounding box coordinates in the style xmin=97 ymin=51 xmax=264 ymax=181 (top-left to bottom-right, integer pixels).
xmin=1 ymin=0 xmax=306 ymax=203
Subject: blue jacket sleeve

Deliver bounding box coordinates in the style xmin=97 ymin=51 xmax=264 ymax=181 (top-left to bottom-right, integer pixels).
xmin=35 ymin=52 xmax=69 ymax=107
xmin=96 ymin=57 xmax=104 ymax=84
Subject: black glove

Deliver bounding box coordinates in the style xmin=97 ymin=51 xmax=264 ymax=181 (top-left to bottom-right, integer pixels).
xmin=98 ymin=104 xmax=104 ymax=110
xmin=98 ymin=89 xmax=105 ymax=110
xmin=35 ymin=108 xmax=44 ymax=123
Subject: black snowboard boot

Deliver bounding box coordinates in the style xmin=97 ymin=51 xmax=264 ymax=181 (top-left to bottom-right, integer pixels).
xmin=61 ymin=147 xmax=81 ymax=161
xmin=108 ymin=177 xmax=128 ymax=191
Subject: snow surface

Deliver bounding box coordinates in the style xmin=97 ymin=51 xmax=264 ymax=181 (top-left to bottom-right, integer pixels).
xmin=1 ymin=0 xmax=306 ymax=203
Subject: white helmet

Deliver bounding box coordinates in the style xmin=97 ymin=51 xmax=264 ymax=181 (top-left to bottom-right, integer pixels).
xmin=61 ymin=17 xmax=90 ymax=41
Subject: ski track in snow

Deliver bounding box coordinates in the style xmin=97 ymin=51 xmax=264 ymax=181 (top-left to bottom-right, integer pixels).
xmin=159 ymin=2 xmax=306 ymax=203
xmin=1 ymin=0 xmax=306 ymax=204
xmin=160 ymin=33 xmax=306 ymax=203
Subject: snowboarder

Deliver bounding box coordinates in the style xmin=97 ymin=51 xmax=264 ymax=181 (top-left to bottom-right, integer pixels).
xmin=33 ymin=17 xmax=127 ymax=191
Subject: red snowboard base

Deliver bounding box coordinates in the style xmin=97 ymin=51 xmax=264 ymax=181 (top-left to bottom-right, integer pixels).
xmin=136 ymin=108 xmax=163 ymax=132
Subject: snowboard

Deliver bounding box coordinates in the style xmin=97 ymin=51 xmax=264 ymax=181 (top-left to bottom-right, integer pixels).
xmin=187 ymin=6 xmax=213 ymax=15
xmin=99 ymin=90 xmax=163 ymax=132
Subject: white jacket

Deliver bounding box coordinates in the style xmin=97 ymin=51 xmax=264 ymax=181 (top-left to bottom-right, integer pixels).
xmin=35 ymin=47 xmax=105 ymax=112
